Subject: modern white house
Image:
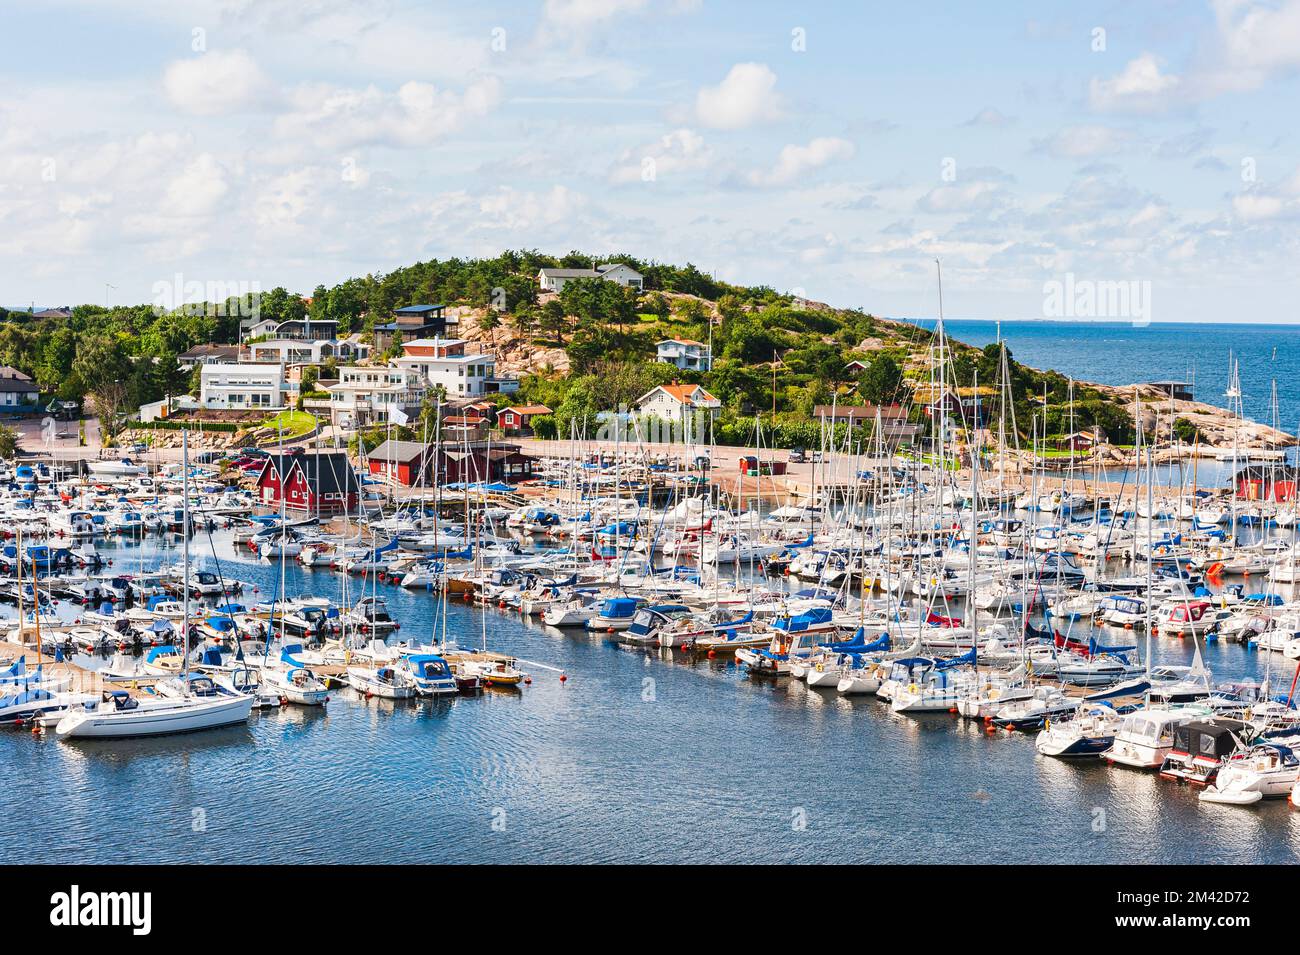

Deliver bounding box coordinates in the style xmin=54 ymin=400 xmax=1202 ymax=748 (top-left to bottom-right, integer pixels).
xmin=246 ymin=335 xmax=369 ymax=366
xmin=199 ymin=362 xmax=288 ymax=410
xmin=537 ymin=263 xmax=644 ymax=293
xmin=321 ymin=365 xmax=426 ymax=430
xmin=394 ymin=338 xmax=496 ymax=398
xmin=656 ymin=338 xmax=711 ymax=371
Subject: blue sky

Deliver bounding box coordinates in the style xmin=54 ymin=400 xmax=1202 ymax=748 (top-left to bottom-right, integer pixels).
xmin=2 ymin=0 xmax=1299 ymax=322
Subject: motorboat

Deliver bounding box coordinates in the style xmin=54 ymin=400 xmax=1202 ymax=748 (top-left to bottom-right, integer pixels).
xmin=1035 ymin=704 xmax=1121 ymax=758
xmin=347 ymin=664 xmax=416 ymax=699
xmin=1159 ymin=718 xmax=1251 ymax=786
xmin=1106 ymin=705 xmax=1212 ymax=770
xmin=1201 ymin=743 xmax=1300 ymax=804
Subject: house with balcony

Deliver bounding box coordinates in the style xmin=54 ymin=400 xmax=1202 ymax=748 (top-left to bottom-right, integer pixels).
xmin=246 ymin=335 xmax=368 ymax=367
xmin=372 ymin=304 xmax=457 ymax=351
xmin=199 ymin=362 xmax=288 ymax=411
xmin=656 ymin=338 xmax=711 ymax=371
xmin=321 ymin=365 xmax=426 ymax=431
xmin=394 ymin=338 xmax=495 ymax=398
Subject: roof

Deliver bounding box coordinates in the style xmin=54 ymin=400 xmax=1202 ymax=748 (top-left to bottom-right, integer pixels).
xmin=639 ymin=383 xmax=719 ymax=407
xmin=179 ymin=343 xmax=240 ymax=358
xmin=368 ymin=440 xmax=431 ymax=464
xmin=657 ymin=339 xmax=705 ymax=347
xmin=394 ymin=304 xmax=446 ymax=315
xmin=503 ymin=404 xmax=552 ymax=416
xmin=258 ymin=451 xmax=360 ymax=497
xmin=0 ymin=377 xmax=38 ymax=393
xmin=0 ymin=365 xmax=33 ymax=380
xmin=539 ymin=267 xmax=602 ymax=279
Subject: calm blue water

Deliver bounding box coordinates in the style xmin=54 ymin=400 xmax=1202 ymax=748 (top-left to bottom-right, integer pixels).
xmin=921 ymin=320 xmax=1300 ymax=433
xmin=5 ymin=530 xmax=1300 ymax=864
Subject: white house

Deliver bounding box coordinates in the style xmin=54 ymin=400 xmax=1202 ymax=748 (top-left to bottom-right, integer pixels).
xmin=537 ymin=263 xmax=644 ymax=293
xmin=322 ymin=365 xmax=426 ymax=430
xmin=394 ymin=338 xmax=496 ymax=398
xmin=656 ymin=338 xmax=711 ymax=371
xmin=199 ymin=362 xmax=287 ymax=410
xmin=246 ymin=336 xmax=368 ymax=366
xmin=0 ymin=377 xmax=39 ymax=409
xmin=635 ymin=382 xmax=721 ymax=427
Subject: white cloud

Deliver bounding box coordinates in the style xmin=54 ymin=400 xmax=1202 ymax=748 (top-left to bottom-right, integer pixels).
xmin=745 ymin=137 xmax=854 ymax=186
xmin=916 ymin=179 xmax=1009 ymax=214
xmin=1035 ymin=124 xmax=1134 ymax=159
xmin=163 ymin=49 xmax=270 ymax=115
xmin=610 ymin=128 xmax=713 ymax=183
xmin=695 ymin=63 xmax=784 ymax=129
xmin=541 ymin=0 xmax=650 ymax=28
xmin=1089 ymin=53 xmax=1181 ymax=111
xmin=1215 ymin=0 xmax=1300 ymax=80
xmin=164 ymin=154 xmax=230 ymax=217
xmin=477 ymin=185 xmax=590 ymax=231
xmin=274 ymin=76 xmax=502 ymax=150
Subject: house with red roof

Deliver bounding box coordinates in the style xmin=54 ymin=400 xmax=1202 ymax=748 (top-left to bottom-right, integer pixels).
xmin=635 ymin=382 xmax=721 ymax=427
xmin=499 ymin=404 xmax=552 ymax=435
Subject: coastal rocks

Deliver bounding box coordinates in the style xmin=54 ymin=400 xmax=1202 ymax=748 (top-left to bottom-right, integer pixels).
xmin=117 ymin=428 xmax=238 ymax=451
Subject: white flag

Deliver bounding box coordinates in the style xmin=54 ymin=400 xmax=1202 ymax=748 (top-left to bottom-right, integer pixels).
xmin=387 ymin=403 xmax=410 ymax=425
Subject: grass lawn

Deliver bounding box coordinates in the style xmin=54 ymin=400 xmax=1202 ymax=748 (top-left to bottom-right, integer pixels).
xmin=263 ymin=410 xmax=317 ymax=438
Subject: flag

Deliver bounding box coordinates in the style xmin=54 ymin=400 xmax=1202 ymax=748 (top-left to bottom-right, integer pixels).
xmin=387 ymin=404 xmax=410 ymax=425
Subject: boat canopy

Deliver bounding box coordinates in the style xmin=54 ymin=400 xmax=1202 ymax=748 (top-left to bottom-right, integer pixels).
xmin=598 ymin=597 xmax=642 ymax=617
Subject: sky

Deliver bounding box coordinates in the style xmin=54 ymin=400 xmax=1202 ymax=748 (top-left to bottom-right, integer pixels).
xmin=2 ymin=0 xmax=1300 ymax=323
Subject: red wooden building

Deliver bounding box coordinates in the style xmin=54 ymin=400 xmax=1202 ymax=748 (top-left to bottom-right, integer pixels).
xmin=367 ymin=440 xmax=434 ymax=487
xmin=437 ymin=443 xmax=537 ymax=483
xmin=499 ymin=404 xmax=552 ymax=435
xmin=1235 ymin=465 xmax=1298 ymax=502
xmin=254 ymin=450 xmax=360 ymax=514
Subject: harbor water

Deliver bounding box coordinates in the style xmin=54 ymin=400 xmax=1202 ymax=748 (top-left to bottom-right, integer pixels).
xmin=5 ymin=529 xmax=1300 ymax=864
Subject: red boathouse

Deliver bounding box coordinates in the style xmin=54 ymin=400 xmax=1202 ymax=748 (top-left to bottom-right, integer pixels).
xmin=254 ymin=450 xmax=360 ymax=514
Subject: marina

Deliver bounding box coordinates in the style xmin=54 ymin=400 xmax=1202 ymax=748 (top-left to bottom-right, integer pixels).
xmin=6 ymin=384 xmax=1300 ymax=864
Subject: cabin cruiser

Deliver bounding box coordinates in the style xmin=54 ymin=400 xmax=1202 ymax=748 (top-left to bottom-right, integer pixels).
xmin=542 ymin=592 xmax=602 ymax=628
xmin=347 ymin=596 xmax=400 ymax=635
xmin=1107 ymin=705 xmax=1212 ymax=770
xmin=990 ymin=685 xmax=1077 ymax=731
xmin=1159 ymin=719 xmax=1252 ymax=786
xmin=1035 ymin=703 xmax=1121 ymax=757
xmin=346 ymin=664 xmax=416 ymax=699
xmin=586 ymin=596 xmax=644 ymax=633
xmin=398 ymin=653 xmax=458 ymax=696
xmin=1202 ymin=743 xmax=1300 ymax=805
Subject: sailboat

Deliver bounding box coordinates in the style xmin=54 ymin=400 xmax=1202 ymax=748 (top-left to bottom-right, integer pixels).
xmin=55 ymin=430 xmax=255 ymax=740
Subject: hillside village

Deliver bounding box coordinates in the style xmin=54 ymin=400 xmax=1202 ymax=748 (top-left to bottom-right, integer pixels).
xmin=1 ymin=251 xmax=1291 ymax=471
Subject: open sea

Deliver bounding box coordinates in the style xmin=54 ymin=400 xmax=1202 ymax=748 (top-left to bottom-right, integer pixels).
xmin=925 ymin=320 xmax=1300 ymax=434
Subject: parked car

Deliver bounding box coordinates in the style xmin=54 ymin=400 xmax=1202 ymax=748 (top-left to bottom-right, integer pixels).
xmin=788 ymin=447 xmax=807 ymax=463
